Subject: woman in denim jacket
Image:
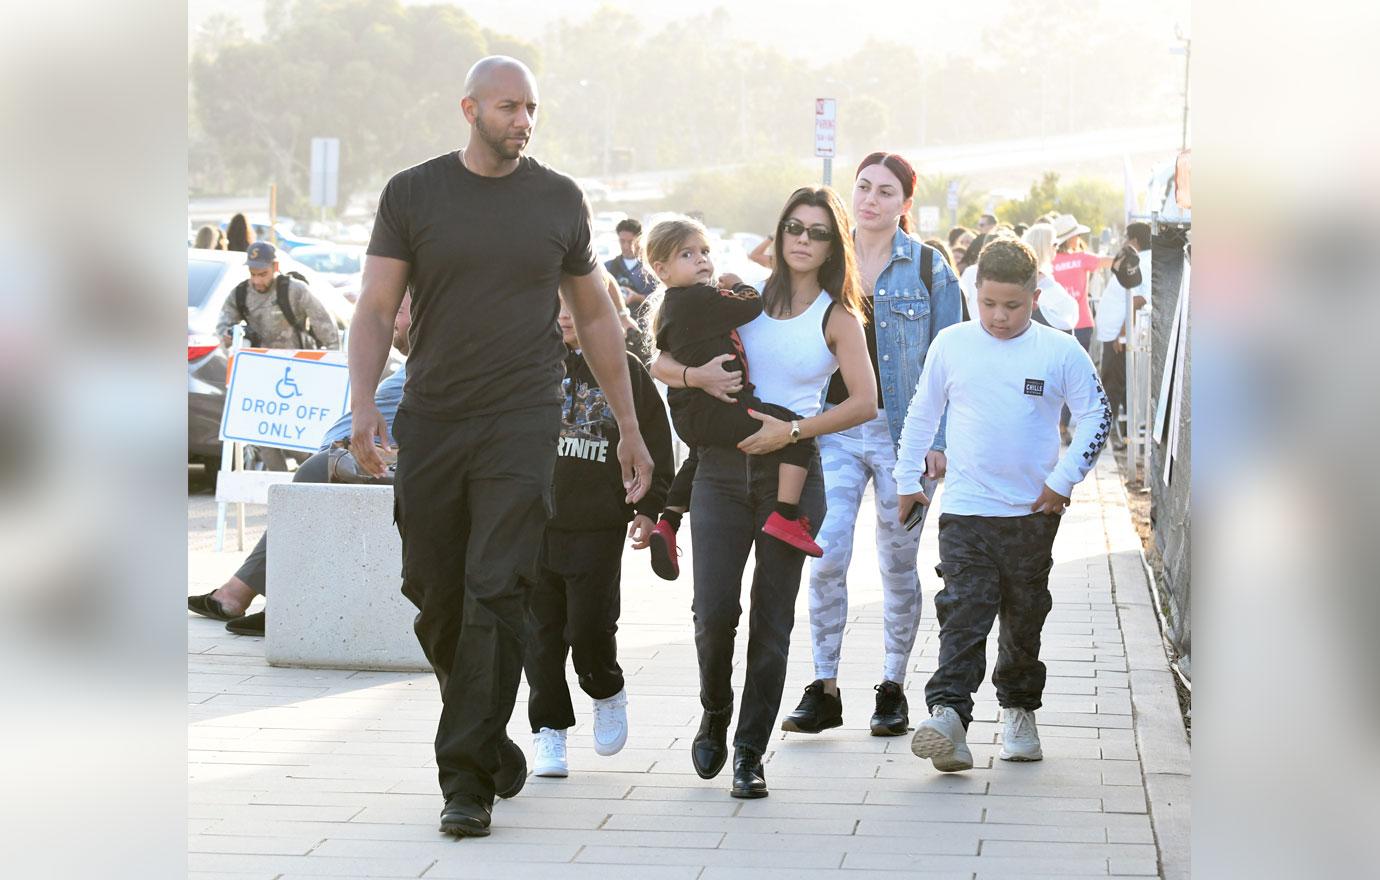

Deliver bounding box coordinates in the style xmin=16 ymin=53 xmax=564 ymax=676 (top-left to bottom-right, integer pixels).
xmin=780 ymin=152 xmax=963 ymax=739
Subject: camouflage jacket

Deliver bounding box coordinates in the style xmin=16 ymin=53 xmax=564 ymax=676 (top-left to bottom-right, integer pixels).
xmin=215 ymin=276 xmax=341 ymax=350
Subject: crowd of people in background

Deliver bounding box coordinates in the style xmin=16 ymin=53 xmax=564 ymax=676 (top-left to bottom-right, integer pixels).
xmin=189 ymin=54 xmax=1146 ymax=839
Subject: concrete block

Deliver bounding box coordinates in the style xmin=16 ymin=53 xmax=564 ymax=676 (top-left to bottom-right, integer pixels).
xmin=266 ymin=483 xmax=429 ymax=672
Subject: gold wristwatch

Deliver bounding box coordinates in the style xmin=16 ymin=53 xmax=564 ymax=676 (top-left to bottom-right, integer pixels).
xmin=790 ymin=420 xmax=801 ymax=444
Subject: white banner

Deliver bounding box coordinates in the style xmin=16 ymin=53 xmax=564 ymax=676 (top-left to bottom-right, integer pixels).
xmin=219 ymin=350 xmax=351 ymax=453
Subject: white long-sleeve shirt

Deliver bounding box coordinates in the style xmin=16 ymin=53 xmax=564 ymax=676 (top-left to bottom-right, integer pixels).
xmin=894 ymin=320 xmax=1112 ymax=516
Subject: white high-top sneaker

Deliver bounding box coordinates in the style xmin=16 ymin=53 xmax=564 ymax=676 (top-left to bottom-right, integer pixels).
xmin=999 ymin=707 xmax=1043 ymax=762
xmin=591 ymin=688 xmax=629 ymax=756
xmin=909 ymin=705 xmax=974 ymax=772
xmin=532 ymin=727 xmax=568 ymax=778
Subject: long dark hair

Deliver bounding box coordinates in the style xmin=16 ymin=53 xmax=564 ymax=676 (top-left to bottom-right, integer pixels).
xmin=855 ymin=151 xmax=917 ymax=233
xmin=763 ymin=186 xmax=864 ymax=320
xmin=226 ymin=213 xmax=255 ymax=252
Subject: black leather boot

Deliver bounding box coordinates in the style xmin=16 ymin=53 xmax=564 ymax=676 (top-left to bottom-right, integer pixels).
xmin=869 ymin=680 xmax=910 ymax=736
xmin=691 ymin=708 xmax=732 ymax=779
xmin=780 ymin=680 xmax=843 ymax=733
xmin=730 ymin=746 xmax=767 ymax=799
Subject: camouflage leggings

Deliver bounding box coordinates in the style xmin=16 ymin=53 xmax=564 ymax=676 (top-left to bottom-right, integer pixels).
xmin=807 ymin=410 xmax=935 ymax=683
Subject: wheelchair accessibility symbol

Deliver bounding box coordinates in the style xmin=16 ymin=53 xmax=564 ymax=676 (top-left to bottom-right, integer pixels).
xmin=275 ymin=367 xmax=304 ymax=399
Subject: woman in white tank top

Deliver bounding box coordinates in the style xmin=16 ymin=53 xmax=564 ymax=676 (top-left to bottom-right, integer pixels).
xmin=651 ymin=187 xmax=877 ymax=798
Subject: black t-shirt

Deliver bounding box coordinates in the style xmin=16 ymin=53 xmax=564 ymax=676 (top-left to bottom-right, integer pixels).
xmin=367 ymin=153 xmax=597 ymax=418
xmin=825 ymin=296 xmax=883 ymax=408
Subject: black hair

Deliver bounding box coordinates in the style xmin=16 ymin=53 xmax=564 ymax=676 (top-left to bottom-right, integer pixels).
xmin=1126 ymin=222 xmax=1152 ymax=251
xmin=615 ymin=218 xmax=642 ymax=236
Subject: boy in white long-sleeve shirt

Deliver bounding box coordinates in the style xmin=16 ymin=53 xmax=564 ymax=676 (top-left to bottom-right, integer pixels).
xmin=893 ymin=238 xmax=1111 ymax=772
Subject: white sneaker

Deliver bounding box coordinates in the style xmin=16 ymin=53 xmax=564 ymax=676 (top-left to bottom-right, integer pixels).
xmin=532 ymin=727 xmax=568 ymax=778
xmin=910 ymin=705 xmax=974 ymax=772
xmin=591 ymin=688 xmax=628 ymax=756
xmin=999 ymin=707 xmax=1043 ymax=762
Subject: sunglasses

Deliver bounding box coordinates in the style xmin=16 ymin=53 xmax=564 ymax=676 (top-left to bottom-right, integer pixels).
xmin=781 ymin=219 xmax=835 ymax=242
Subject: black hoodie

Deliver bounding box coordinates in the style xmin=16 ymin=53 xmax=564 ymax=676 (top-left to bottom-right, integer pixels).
xmin=549 ymin=349 xmax=674 ymax=531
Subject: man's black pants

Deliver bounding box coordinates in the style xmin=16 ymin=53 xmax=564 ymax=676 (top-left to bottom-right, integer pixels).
xmin=524 ymin=527 xmax=625 ymax=733
xmin=392 ymin=404 xmax=559 ymax=804
xmin=925 ymin=512 xmax=1062 ymax=727
xmin=232 ymin=451 xmax=332 ymax=595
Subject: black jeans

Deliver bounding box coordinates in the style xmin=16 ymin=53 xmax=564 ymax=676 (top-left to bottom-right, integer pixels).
xmin=689 ymin=444 xmax=825 ymax=754
xmin=1100 ymin=341 xmax=1127 ymax=424
xmin=524 ymin=527 xmax=626 ymax=732
xmin=232 ymin=450 xmax=332 ymax=595
xmin=392 ymin=404 xmax=559 ymax=804
xmin=925 ymin=512 xmax=1062 ymax=727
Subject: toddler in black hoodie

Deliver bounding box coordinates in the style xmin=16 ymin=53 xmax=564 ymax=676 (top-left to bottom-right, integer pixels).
xmin=524 ymin=296 xmax=674 ymax=780
xmin=647 ymin=216 xmax=823 ymax=560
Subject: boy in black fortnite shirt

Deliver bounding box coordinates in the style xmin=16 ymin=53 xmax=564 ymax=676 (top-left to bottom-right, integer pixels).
xmin=524 ymin=296 xmax=675 ymax=780
xmin=647 ymin=216 xmax=822 ymax=559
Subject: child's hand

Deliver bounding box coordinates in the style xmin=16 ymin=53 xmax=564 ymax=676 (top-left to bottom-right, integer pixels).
xmin=1031 ymin=484 xmax=1071 ymax=515
xmin=717 ymin=273 xmax=744 ymax=289
xmin=628 ymin=514 xmax=656 ymax=549
xmin=898 ymin=491 xmax=930 ymax=524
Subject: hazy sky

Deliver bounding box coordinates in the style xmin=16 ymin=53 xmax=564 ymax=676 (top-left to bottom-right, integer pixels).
xmin=188 ymin=0 xmax=1191 ymax=63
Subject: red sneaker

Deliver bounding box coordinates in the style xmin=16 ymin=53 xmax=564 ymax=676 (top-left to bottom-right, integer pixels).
xmin=762 ymin=512 xmax=823 ymax=557
xmin=649 ymin=519 xmax=680 ymax=580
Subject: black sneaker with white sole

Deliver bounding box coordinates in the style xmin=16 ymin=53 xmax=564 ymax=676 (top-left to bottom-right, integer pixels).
xmin=869 ymin=680 xmax=909 ymax=736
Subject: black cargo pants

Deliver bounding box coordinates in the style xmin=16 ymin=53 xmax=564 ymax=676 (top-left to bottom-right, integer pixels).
xmin=392 ymin=403 xmax=559 ymax=804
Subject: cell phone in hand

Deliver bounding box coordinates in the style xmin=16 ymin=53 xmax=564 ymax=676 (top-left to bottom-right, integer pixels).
xmin=903 ymin=501 xmax=926 ymax=531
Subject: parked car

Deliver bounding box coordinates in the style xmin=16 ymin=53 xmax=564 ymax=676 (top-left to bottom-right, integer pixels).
xmin=288 ymin=243 xmax=365 ymax=302
xmin=186 ymin=248 xmax=400 ymax=469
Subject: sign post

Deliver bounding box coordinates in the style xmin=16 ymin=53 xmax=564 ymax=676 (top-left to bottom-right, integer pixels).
xmin=814 ymin=98 xmax=836 ymax=186
xmin=310 ymin=137 xmax=341 ymax=213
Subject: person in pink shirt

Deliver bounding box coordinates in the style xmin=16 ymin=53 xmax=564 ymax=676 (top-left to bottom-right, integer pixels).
xmin=1048 ymin=213 xmax=1112 ymax=351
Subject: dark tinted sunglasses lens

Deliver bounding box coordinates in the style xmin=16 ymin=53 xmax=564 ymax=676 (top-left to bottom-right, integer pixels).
xmin=808 ymin=227 xmax=833 ymax=242
xmin=782 ymin=220 xmax=805 ymax=236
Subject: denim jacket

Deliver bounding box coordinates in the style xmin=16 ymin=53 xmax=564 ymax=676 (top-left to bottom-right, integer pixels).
xmin=871 ymin=227 xmax=963 ymax=452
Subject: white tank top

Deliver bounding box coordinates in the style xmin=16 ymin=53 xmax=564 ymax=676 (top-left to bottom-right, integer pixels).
xmin=737 ymin=290 xmax=839 ymax=418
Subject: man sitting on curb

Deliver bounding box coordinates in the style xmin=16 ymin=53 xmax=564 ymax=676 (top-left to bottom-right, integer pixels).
xmin=187 ymin=295 xmax=412 ymax=636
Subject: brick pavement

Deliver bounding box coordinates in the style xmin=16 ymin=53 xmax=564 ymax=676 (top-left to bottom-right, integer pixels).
xmin=188 ymin=455 xmax=1189 ymax=879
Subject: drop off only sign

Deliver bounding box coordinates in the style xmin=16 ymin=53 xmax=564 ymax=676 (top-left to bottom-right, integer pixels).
xmin=219 ymin=351 xmax=351 ymax=453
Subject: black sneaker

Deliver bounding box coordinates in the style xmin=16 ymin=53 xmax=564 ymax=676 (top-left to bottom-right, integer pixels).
xmin=780 ymin=680 xmax=843 ymax=734
xmin=439 ymin=793 xmax=491 ymax=837
xmin=869 ymin=681 xmax=909 ymax=736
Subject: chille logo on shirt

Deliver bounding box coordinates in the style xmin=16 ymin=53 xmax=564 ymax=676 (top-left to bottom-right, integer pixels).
xmin=1024 ymin=379 xmax=1046 ymax=397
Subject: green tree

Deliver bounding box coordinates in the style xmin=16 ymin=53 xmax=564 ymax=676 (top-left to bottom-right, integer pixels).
xmin=659 ymin=159 xmax=817 ymax=234
xmin=991 ymin=172 xmax=1123 ymax=236
xmin=189 ymin=0 xmax=535 ymax=214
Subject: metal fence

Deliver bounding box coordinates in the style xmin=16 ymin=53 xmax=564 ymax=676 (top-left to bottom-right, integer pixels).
xmin=1147 ymin=223 xmax=1191 ymax=677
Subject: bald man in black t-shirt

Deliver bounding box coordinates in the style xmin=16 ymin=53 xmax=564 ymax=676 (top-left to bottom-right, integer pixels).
xmin=348 ymin=56 xmax=653 ymax=839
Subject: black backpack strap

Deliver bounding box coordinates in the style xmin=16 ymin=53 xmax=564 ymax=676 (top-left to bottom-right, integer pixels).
xmin=918 ymin=242 xmax=934 ymax=295
xmin=275 ymin=275 xmax=309 ymax=349
xmin=233 ymin=280 xmax=249 ymax=319
xmin=821 ymin=299 xmax=837 ymax=335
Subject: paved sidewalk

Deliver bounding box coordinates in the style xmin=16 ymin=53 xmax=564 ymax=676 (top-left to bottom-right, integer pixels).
xmin=188 ymin=455 xmax=1189 ymax=879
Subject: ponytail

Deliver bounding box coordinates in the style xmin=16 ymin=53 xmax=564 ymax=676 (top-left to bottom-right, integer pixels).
xmin=898 ymin=212 xmax=914 ymax=234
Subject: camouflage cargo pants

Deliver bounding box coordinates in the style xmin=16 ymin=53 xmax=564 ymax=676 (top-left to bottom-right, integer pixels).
xmin=924 ymin=512 xmax=1062 ymax=727
xmin=807 ymin=410 xmax=934 ymax=683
